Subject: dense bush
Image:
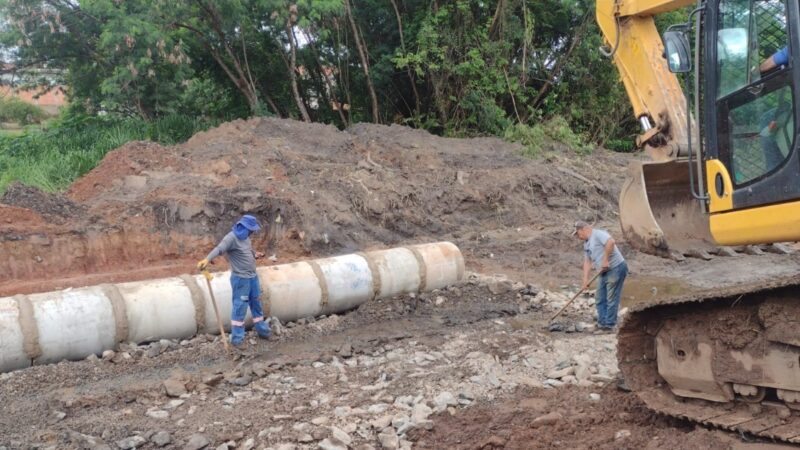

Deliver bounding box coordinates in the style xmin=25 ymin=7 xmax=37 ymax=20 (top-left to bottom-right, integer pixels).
xmin=0 ymin=97 xmax=47 ymax=125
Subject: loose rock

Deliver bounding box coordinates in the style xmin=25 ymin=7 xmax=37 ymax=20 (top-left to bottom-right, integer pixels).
xmin=615 ymin=429 xmax=631 ymax=440
xmin=330 ymin=426 xmax=352 ymax=446
xmin=378 ymin=430 xmax=399 ymax=450
xmin=411 ymin=403 xmax=433 ymax=423
xmin=434 ymin=392 xmax=457 ymax=412
xmin=146 ymin=409 xmax=169 ymax=419
xmin=146 ymin=342 xmax=164 ymax=358
xmin=151 ymin=431 xmax=172 ymax=447
xmin=116 ymin=436 xmax=146 ymax=450
xmin=531 ymin=412 xmax=563 ymax=427
xmin=184 ymin=434 xmax=210 ymax=450
xmin=338 ymin=343 xmax=353 ymax=358
xmin=163 ymin=379 xmax=187 ymax=397
xmin=231 ymin=376 xmax=252 ymax=387
xmin=318 ymin=439 xmax=347 ymax=450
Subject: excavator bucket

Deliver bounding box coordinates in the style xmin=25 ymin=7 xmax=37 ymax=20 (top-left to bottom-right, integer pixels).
xmin=619 ymin=160 xmax=717 ymax=259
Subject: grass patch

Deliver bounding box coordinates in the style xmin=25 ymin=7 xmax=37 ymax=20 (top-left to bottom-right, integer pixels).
xmin=0 ymin=128 xmax=24 ymax=138
xmin=503 ymin=122 xmax=546 ymax=158
xmin=604 ymin=138 xmax=635 ymax=153
xmin=0 ymin=114 xmax=220 ymax=194
xmin=504 ymin=116 xmax=593 ymax=157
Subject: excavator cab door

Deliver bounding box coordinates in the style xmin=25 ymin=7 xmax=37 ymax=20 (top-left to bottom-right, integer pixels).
xmin=704 ymin=0 xmax=800 ymax=245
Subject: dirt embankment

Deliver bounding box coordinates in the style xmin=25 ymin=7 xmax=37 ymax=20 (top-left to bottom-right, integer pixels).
xmin=0 ymin=118 xmax=627 ymax=295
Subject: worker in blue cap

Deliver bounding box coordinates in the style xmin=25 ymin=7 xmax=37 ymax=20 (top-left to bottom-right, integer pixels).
xmin=197 ymin=215 xmax=271 ymax=347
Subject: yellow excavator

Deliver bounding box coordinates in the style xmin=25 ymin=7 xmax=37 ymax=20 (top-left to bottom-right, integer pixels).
xmin=597 ymin=0 xmax=800 ymax=442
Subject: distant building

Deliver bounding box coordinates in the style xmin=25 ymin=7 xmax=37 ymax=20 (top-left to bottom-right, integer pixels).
xmin=0 ymin=63 xmax=66 ymax=115
xmin=0 ymin=85 xmax=66 ymax=115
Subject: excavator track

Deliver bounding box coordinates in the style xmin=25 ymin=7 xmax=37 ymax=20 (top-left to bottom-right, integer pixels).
xmin=619 ymin=276 xmax=800 ymax=443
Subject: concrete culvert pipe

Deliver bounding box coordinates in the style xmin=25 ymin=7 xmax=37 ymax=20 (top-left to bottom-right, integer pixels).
xmin=0 ymin=242 xmax=465 ymax=373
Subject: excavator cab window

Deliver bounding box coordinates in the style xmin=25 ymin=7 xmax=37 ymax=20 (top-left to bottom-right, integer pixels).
xmin=714 ymin=0 xmax=795 ymax=188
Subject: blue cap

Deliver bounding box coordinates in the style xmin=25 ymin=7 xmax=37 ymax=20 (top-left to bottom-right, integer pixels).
xmin=237 ymin=215 xmax=261 ymax=232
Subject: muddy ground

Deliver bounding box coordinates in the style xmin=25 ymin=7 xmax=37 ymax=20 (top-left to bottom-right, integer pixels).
xmin=3 ymin=118 xmax=800 ymax=449
xmin=1 ymin=274 xmax=797 ymax=450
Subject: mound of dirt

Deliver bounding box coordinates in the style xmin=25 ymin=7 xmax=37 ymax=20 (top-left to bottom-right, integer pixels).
xmin=2 ymin=182 xmax=84 ymax=222
xmin=0 ymin=117 xmax=629 ymax=294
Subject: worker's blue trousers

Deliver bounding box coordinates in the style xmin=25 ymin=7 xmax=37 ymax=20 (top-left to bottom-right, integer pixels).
xmin=595 ymin=261 xmax=628 ymax=328
xmin=230 ymin=275 xmax=271 ymax=345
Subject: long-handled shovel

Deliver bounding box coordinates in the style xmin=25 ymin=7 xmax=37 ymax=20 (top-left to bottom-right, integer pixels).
xmin=548 ymin=271 xmax=602 ymax=324
xmin=201 ymin=269 xmax=230 ymax=352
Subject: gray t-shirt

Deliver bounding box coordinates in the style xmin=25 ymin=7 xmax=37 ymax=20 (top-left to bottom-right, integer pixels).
xmin=583 ymin=229 xmax=625 ymax=270
xmin=206 ymin=232 xmax=257 ymax=278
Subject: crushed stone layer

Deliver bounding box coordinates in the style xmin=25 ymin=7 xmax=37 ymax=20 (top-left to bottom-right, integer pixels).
xmin=1 ymin=275 xmax=790 ymax=450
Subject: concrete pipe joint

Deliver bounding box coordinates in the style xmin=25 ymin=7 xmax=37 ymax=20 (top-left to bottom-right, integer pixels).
xmin=0 ymin=242 xmax=465 ymax=373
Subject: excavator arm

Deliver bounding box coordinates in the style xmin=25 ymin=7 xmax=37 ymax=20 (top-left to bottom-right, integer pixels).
xmin=597 ymin=0 xmax=694 ymax=160
xmin=597 ymin=0 xmax=716 ymax=259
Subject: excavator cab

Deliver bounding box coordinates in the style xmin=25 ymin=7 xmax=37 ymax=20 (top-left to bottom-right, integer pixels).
xmin=603 ymin=0 xmax=800 ymax=258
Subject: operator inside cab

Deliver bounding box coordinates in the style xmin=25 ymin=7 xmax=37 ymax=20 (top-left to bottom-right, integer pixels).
xmin=753 ymin=46 xmax=792 ymax=173
xmin=760 ymin=46 xmax=789 ymax=73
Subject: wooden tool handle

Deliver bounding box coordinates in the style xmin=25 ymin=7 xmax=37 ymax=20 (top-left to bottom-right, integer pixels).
xmin=548 ymin=271 xmax=602 ymax=323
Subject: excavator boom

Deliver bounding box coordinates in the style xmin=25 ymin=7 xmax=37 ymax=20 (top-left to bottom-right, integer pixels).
xmin=597 ymin=0 xmax=716 ymax=259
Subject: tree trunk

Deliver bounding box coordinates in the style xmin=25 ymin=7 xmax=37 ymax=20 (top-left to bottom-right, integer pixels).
xmin=431 ymin=76 xmax=449 ymax=127
xmin=488 ymin=0 xmax=506 ymax=39
xmin=195 ymin=0 xmax=260 ymax=113
xmin=286 ymin=21 xmax=312 ymax=122
xmin=343 ymin=0 xmax=379 ymax=123
xmin=262 ymin=90 xmax=281 ymax=117
xmin=176 ymin=22 xmax=259 ymax=112
xmin=174 ymin=2 xmax=261 ymax=114
xmin=389 ymin=0 xmax=420 ymax=116
xmin=302 ymin=28 xmax=349 ymax=127
xmin=521 ymin=2 xmax=530 ymax=86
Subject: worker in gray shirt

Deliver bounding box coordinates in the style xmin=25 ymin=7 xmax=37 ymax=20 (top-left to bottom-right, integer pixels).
xmin=573 ymin=221 xmax=628 ymax=330
xmin=197 ymin=215 xmax=271 ymax=347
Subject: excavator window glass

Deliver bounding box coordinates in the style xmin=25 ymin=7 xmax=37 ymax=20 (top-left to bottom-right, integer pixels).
xmin=728 ymin=86 xmax=794 ymax=184
xmin=716 ymin=0 xmax=794 ymax=185
xmin=716 ymin=0 xmax=790 ymax=98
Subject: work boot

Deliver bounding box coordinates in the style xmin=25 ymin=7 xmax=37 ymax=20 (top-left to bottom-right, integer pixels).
xmin=257 ymin=332 xmax=271 ymax=340
xmin=592 ymin=326 xmax=616 ymax=335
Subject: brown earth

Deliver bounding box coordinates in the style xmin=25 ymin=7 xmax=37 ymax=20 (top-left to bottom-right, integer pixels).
xmin=0 ymin=117 xmax=627 ymax=296
xmin=3 ymin=118 xmax=800 ymax=449
xmin=411 ymin=387 xmax=734 ymax=450
xmin=5 ymin=117 xmax=800 ymax=297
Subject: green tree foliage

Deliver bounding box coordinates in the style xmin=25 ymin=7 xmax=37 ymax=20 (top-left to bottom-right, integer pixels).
xmin=0 ymin=0 xmax=690 ymax=150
